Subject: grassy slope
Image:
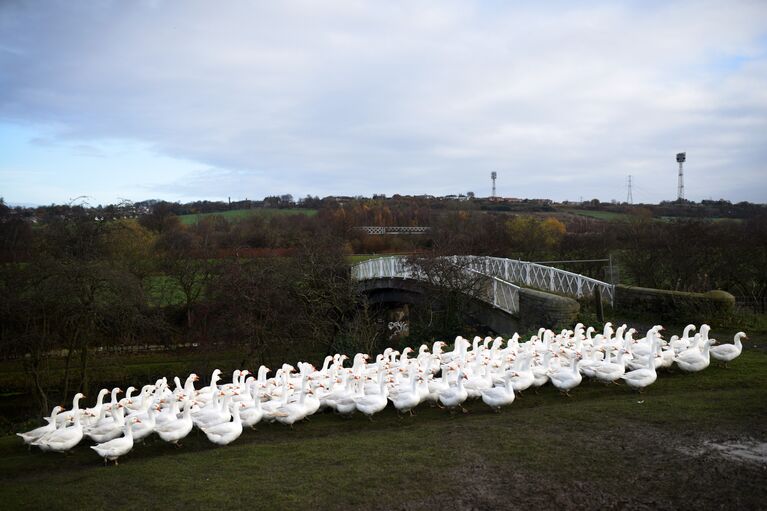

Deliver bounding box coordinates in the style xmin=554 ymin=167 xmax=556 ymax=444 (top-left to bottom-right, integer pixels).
xmin=177 ymin=208 xmax=317 ymax=225
xmin=1 ymin=349 xmax=765 ymax=510
xmin=562 ymin=209 xmax=631 ymax=221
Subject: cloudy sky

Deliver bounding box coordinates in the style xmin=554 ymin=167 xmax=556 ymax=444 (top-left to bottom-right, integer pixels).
xmin=1 ymin=0 xmax=766 ymax=206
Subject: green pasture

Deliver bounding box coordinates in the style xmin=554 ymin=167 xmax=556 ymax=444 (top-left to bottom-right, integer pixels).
xmin=562 ymin=209 xmax=631 ymax=221
xmin=1 ymin=346 xmax=765 ymax=509
xmin=177 ymin=208 xmax=318 ymax=225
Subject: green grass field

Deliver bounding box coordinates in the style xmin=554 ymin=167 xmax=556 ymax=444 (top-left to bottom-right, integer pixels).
xmin=2 ymin=346 xmax=765 ymax=509
xmin=177 ymin=208 xmax=318 ymax=225
xmin=562 ymin=209 xmax=631 ymax=221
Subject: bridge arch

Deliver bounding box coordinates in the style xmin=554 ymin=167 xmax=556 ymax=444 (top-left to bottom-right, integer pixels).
xmin=352 ymin=256 xmax=595 ymax=332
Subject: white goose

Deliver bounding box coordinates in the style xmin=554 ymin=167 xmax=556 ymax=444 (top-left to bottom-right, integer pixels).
xmin=675 ymin=339 xmax=713 ymax=373
xmin=86 ymin=405 xmax=126 ymax=443
xmin=353 ymin=374 xmax=389 ymax=418
xmin=155 ymin=400 xmax=193 ymax=445
xmin=239 ymin=384 xmax=264 ymax=429
xmin=530 ymin=352 xmax=552 ymax=388
xmin=670 ymin=324 xmax=696 ymax=354
xmin=621 ymin=354 xmax=657 ymax=391
xmin=507 ymin=355 xmax=535 ymax=393
xmin=202 ymin=405 xmax=243 ymax=445
xmin=710 ymin=332 xmax=746 ymax=366
xmin=17 ymin=406 xmax=63 ymax=446
xmin=548 ymin=354 xmax=583 ymax=395
xmin=91 ymin=418 xmax=140 ymax=465
xmin=130 ymin=406 xmax=158 ymax=442
xmin=32 ymin=393 xmax=85 ymax=452
xmin=78 ymin=389 xmax=109 ymax=427
xmin=56 ymin=392 xmax=89 ymax=427
xmin=592 ymin=349 xmax=627 ymax=384
xmin=438 ymin=371 xmax=469 ymax=412
xmin=389 ymin=369 xmax=422 ymax=415
xmin=480 ymin=373 xmax=515 ymax=412
xmin=463 ymin=362 xmax=493 ymax=398
xmin=273 ymin=386 xmax=312 ymax=426
xmin=192 ymin=392 xmax=233 ymax=429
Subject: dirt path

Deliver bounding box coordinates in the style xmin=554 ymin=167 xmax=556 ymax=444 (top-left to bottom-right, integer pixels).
xmin=369 ymin=421 xmax=767 ymax=510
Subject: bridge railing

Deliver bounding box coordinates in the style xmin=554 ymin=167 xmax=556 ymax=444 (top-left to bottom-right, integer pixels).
xmin=462 ymin=256 xmax=614 ymax=304
xmin=351 ymin=256 xmax=520 ymax=315
xmin=467 ymin=269 xmax=520 ymax=315
xmin=355 ymin=226 xmax=431 ymax=235
xmin=352 ymin=255 xmax=614 ymax=306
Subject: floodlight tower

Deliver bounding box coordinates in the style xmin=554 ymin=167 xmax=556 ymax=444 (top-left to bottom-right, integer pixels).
xmin=491 ymin=171 xmax=497 ymax=198
xmin=676 ymin=152 xmax=686 ymax=201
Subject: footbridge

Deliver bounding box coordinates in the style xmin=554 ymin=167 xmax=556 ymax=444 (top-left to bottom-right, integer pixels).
xmin=351 ymin=256 xmax=614 ymax=332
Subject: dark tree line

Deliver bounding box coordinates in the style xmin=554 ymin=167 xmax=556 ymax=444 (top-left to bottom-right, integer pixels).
xmin=2 ymin=196 xmax=766 ymax=416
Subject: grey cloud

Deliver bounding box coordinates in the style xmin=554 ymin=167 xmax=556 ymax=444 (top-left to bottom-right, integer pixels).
xmin=1 ymin=0 xmax=766 ymax=203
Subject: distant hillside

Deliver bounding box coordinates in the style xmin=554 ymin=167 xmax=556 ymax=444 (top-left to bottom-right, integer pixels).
xmin=177 ymin=208 xmax=317 ymax=225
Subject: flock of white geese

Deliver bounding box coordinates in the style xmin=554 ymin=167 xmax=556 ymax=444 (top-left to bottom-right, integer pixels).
xmin=18 ymin=323 xmax=746 ymax=465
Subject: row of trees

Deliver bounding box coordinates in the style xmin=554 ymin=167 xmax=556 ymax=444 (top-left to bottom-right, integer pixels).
xmin=0 ymin=209 xmax=376 ymax=414
xmin=2 ymin=197 xmax=766 ymax=416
